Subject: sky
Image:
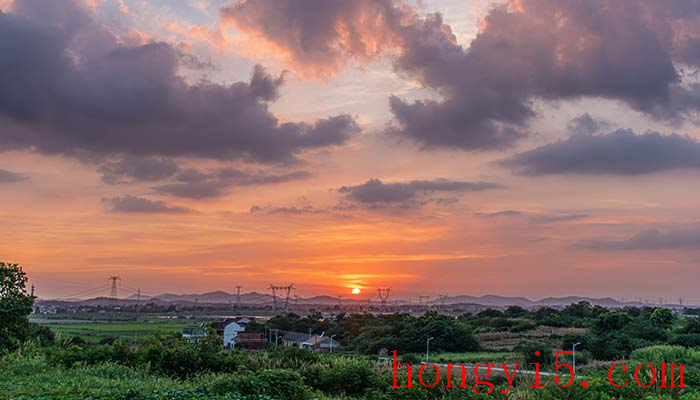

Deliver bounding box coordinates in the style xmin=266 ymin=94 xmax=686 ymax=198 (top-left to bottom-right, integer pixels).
xmin=1 ymin=0 xmax=700 ymax=303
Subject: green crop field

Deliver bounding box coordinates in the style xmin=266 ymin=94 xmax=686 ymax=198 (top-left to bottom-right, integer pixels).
xmin=47 ymin=320 xmax=191 ymax=343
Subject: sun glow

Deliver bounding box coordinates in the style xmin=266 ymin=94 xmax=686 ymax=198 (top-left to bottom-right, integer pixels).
xmin=351 ymin=287 xmax=361 ymax=295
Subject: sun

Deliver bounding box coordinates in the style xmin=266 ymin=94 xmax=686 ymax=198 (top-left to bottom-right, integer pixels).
xmin=351 ymin=288 xmax=361 ymax=295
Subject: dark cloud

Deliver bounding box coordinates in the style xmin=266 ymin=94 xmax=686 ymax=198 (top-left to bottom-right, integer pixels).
xmin=338 ymin=178 xmax=501 ymax=205
xmin=0 ymin=0 xmax=358 ymax=164
xmin=224 ymin=0 xmax=700 ymax=151
xmin=477 ymin=210 xmax=523 ymax=218
xmin=579 ymin=225 xmax=700 ymax=250
xmin=567 ymin=114 xmax=609 ymax=135
xmin=97 ymin=155 xmax=180 ymax=184
xmin=153 ymin=168 xmax=311 ymax=199
xmin=103 ymin=195 xmax=194 ymax=214
xmin=221 ymin=0 xmax=403 ymax=78
xmin=530 ymin=214 xmax=589 ymax=223
xmin=249 ymin=204 xmax=320 ymax=215
xmin=501 ymin=129 xmax=700 ymax=175
xmin=0 ymin=168 xmax=28 ymax=183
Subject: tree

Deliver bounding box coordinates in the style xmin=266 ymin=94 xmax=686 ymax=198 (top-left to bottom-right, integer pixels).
xmin=650 ymin=308 xmax=674 ymax=330
xmin=0 ymin=262 xmax=36 ymax=351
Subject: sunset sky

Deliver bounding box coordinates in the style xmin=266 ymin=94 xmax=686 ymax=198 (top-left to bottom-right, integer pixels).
xmin=2 ymin=0 xmax=700 ymax=302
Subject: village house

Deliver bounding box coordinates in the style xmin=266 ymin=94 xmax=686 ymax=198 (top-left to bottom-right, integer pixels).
xmin=301 ymin=334 xmax=340 ymax=353
xmin=181 ymin=325 xmax=207 ymax=343
xmin=235 ymin=329 xmax=267 ymax=350
xmin=281 ymin=331 xmax=309 ymax=348
xmin=211 ymin=319 xmax=245 ymax=349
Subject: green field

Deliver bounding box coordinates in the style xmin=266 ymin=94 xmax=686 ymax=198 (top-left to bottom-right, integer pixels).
xmin=47 ymin=320 xmax=191 ymax=343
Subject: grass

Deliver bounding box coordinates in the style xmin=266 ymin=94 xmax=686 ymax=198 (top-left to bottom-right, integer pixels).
xmin=421 ymin=351 xmax=517 ymax=364
xmin=0 ymin=352 xmax=212 ymax=400
xmin=47 ymin=320 xmax=190 ymax=343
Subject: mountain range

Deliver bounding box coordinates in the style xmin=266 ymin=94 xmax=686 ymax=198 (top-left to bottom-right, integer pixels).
xmin=37 ymin=291 xmax=643 ymax=308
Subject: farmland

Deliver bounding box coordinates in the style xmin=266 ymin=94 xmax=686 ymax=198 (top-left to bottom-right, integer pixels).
xmin=45 ymin=320 xmax=190 ymax=343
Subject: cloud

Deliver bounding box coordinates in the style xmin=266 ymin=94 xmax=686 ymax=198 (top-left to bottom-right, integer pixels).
xmin=220 ymin=0 xmax=403 ymax=79
xmin=579 ymin=225 xmax=700 ymax=250
xmin=224 ymin=0 xmax=700 ymax=151
xmin=0 ymin=0 xmax=358 ymax=164
xmin=153 ymin=167 xmax=311 ymax=199
xmin=338 ymin=178 xmax=501 ymax=205
xmin=103 ymin=195 xmax=194 ymax=214
xmin=530 ymin=214 xmax=588 ymax=223
xmin=566 ymin=114 xmax=609 ymax=135
xmin=0 ymin=168 xmax=27 ymax=183
xmin=501 ymin=129 xmax=700 ymax=175
xmin=249 ymin=204 xmax=321 ymax=215
xmin=475 ymin=210 xmax=587 ymax=223
xmin=97 ymin=155 xmax=180 ymax=184
xmin=477 ymin=210 xmax=523 ymax=218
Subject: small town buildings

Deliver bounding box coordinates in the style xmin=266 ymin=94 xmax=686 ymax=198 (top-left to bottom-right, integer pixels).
xmin=236 ymin=330 xmax=267 ymax=350
xmin=211 ymin=319 xmax=245 ymax=349
xmin=181 ymin=325 xmax=207 ymax=343
xmin=301 ymin=334 xmax=340 ymax=353
xmin=281 ymin=331 xmax=309 ymax=348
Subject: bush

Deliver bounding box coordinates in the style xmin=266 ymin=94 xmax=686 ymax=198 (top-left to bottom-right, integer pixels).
xmin=222 ymin=369 xmax=312 ymax=400
xmin=671 ymin=334 xmax=700 ymax=348
xmin=304 ymin=357 xmax=382 ymax=396
xmin=516 ymin=341 xmax=554 ymax=366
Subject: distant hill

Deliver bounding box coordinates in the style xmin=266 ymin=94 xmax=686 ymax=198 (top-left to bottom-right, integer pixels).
xmin=38 ymin=291 xmax=629 ymax=308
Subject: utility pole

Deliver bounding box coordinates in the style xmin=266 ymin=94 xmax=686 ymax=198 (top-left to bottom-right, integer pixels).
xmin=426 ymin=337 xmax=434 ymax=363
xmin=573 ymin=342 xmax=582 ymax=376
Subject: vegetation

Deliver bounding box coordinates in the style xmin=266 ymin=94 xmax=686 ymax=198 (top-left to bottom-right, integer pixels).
xmin=46 ymin=321 xmax=190 ymax=343
xmin=1 ymin=262 xmax=54 ymax=351
xmin=4 ymin=262 xmax=700 ymax=399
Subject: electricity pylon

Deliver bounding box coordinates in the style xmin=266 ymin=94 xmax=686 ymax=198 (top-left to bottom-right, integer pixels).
xmin=108 ymin=276 xmax=121 ymax=307
xmin=269 ymin=284 xmax=295 ymax=312
xmin=377 ymin=288 xmax=391 ymax=311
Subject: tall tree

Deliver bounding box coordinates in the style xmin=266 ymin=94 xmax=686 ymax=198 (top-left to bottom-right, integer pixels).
xmin=0 ymin=262 xmax=35 ymax=351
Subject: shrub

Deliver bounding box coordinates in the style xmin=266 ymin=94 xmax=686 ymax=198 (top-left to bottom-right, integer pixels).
xmin=516 ymin=341 xmax=554 ymax=366
xmin=304 ymin=357 xmax=382 ymax=396
xmin=221 ymin=369 xmax=313 ymax=400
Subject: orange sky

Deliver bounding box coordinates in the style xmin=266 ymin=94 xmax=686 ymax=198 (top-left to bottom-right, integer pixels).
xmin=2 ymin=0 xmax=700 ymax=303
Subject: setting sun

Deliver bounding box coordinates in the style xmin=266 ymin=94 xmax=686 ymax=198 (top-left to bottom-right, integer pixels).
xmin=351 ymin=288 xmax=361 ymax=295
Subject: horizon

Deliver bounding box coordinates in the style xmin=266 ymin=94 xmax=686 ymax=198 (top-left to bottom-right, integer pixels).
xmin=39 ymin=285 xmax=694 ymax=307
xmin=2 ymin=0 xmax=700 ymax=303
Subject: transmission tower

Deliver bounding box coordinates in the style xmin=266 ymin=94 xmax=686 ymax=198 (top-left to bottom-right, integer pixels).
xmin=235 ymin=285 xmax=242 ymax=308
xmin=268 ymin=284 xmax=295 ymax=312
xmin=436 ymin=294 xmax=448 ymax=307
xmin=418 ymin=295 xmax=430 ymax=308
xmin=377 ymin=288 xmax=391 ymax=311
xmin=108 ymin=276 xmax=121 ymax=307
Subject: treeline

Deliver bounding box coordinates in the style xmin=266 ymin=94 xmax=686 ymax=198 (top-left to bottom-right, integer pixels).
xmin=267 ymin=311 xmax=479 ymax=354
xmin=459 ymin=303 xmax=700 ymax=360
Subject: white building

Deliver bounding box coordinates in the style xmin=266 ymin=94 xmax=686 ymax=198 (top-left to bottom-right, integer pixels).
xmin=222 ymin=321 xmax=245 ymax=349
